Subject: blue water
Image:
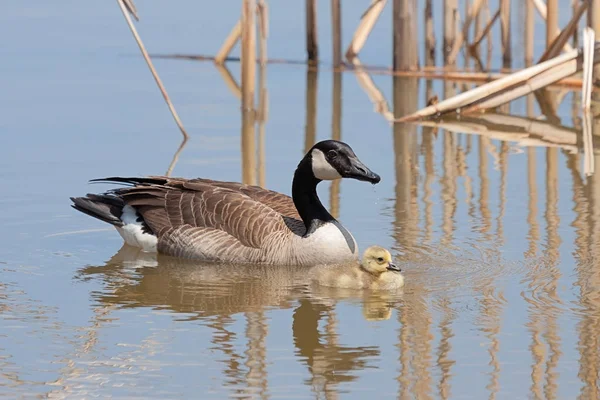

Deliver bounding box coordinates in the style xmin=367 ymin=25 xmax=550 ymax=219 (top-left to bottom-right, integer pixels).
xmin=0 ymin=1 xmax=596 ymax=398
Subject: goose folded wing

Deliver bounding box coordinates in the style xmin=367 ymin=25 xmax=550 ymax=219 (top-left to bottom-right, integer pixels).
xmin=115 ymin=180 xmax=291 ymax=249
xmin=166 ymin=177 xmax=300 ymax=220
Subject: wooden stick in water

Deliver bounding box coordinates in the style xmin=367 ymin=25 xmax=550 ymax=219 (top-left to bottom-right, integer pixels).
xmin=122 ymin=0 xmax=139 ymax=21
xmin=215 ymin=21 xmax=242 ymax=64
xmin=257 ymin=0 xmax=269 ymax=66
xmin=165 ymin=135 xmax=189 ymax=177
xmin=306 ymin=0 xmax=318 ymax=63
xmin=546 ymin=0 xmax=558 ymax=47
xmin=447 ymin=0 xmax=485 ymax=65
xmin=531 ymin=0 xmax=574 ymax=52
xmin=500 ymin=0 xmax=511 ymax=67
xmin=345 ymin=0 xmax=387 ymax=61
xmin=424 ymin=0 xmax=435 ymax=66
xmin=582 ymin=27 xmax=595 ymax=112
xmin=393 ymin=0 xmax=418 ymax=71
xmin=331 ymin=0 xmax=342 ymax=67
xmin=241 ymin=0 xmax=257 ymax=111
xmin=396 ymin=49 xmax=582 ymax=122
xmin=525 ymin=0 xmax=534 ymax=66
xmin=115 ymin=0 xmax=189 ymax=140
xmin=444 ymin=0 xmax=459 ymax=63
xmin=539 ymin=0 xmax=588 ymax=62
xmin=582 ymin=28 xmax=595 ymax=176
xmin=470 ymin=7 xmax=500 ymax=49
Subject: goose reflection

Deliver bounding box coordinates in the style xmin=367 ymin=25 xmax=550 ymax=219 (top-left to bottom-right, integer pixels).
xmin=76 ymin=245 xmax=307 ymax=318
xmin=75 ymin=244 xmax=399 ymax=397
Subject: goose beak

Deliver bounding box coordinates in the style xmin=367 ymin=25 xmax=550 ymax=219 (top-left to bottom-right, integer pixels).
xmin=345 ymin=157 xmax=381 ymax=184
xmin=387 ymin=262 xmax=401 ymax=272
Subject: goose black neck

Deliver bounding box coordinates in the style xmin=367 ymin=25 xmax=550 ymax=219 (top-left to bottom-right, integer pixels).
xmin=292 ymin=157 xmax=335 ymax=235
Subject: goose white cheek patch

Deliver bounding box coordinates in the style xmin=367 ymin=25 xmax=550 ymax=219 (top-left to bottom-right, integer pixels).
xmin=311 ymin=149 xmax=342 ymax=180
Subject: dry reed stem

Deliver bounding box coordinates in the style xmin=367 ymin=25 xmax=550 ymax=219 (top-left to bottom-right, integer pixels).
xmin=345 ymin=0 xmax=387 ymax=61
xmin=448 ymin=0 xmax=485 ymax=64
xmin=215 ymin=21 xmax=242 ymax=64
xmin=526 ymin=0 xmax=534 ymax=66
xmin=241 ymin=0 xmax=257 ymax=111
xmin=531 ymin=0 xmax=574 ymax=52
xmin=444 ymin=0 xmax=459 ymax=63
xmin=331 ymin=0 xmax=342 ymax=67
xmin=393 ymin=0 xmax=418 ymax=71
xmin=582 ymin=27 xmax=595 ymax=176
xmin=500 ymin=0 xmax=511 ymax=66
xmin=122 ymin=0 xmax=139 ymax=21
xmin=582 ymin=27 xmax=595 ymax=111
xmin=539 ymin=0 xmax=588 ymax=62
xmin=463 ymin=49 xmax=599 ymax=112
xmin=424 ymin=0 xmax=435 ymax=66
xmin=116 ymin=0 xmax=189 ymax=140
xmin=396 ymin=49 xmax=585 ymax=122
xmin=165 ymin=135 xmax=189 ymax=177
xmin=306 ymin=0 xmax=318 ymax=62
xmin=257 ymin=0 xmax=269 ymax=66
xmin=470 ymin=7 xmax=500 ymax=49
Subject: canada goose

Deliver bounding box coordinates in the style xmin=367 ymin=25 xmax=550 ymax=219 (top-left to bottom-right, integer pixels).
xmin=309 ymin=246 xmax=405 ymax=290
xmin=70 ymin=140 xmax=380 ymax=266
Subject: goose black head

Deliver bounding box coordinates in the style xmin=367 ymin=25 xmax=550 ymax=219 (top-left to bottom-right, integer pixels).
xmin=307 ymin=140 xmax=381 ymax=184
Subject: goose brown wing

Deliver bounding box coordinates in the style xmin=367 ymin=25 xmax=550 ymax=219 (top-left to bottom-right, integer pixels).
xmin=98 ymin=177 xmax=295 ymax=249
xmin=172 ymin=178 xmax=300 ymax=220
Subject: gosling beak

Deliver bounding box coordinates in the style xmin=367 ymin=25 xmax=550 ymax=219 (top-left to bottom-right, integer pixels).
xmin=387 ymin=262 xmax=401 ymax=272
xmin=345 ymin=157 xmax=381 ymax=184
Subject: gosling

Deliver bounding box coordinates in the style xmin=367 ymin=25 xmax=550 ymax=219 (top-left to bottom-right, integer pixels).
xmin=309 ymin=246 xmax=404 ymax=290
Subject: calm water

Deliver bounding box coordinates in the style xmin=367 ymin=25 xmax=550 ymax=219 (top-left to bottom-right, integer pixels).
xmin=1 ymin=2 xmax=599 ymax=399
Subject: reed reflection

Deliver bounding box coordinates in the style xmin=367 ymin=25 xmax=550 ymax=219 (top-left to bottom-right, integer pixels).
xmin=574 ymin=145 xmax=600 ymax=399
xmin=392 ymin=76 xmax=436 ymax=400
xmin=330 ymin=72 xmax=342 ymax=219
xmin=305 ymin=69 xmax=318 ymax=154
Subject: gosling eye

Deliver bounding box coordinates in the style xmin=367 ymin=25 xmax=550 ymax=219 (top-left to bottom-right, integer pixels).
xmin=377 ymin=257 xmax=384 ymax=263
xmin=327 ymin=150 xmax=338 ymax=159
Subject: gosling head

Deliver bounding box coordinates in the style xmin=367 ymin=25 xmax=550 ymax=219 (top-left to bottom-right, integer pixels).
xmin=361 ymin=246 xmax=401 ymax=275
xmin=306 ymin=140 xmax=381 ymax=184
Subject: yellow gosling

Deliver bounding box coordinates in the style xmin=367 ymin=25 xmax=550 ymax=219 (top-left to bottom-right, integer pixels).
xmin=309 ymin=246 xmax=404 ymax=290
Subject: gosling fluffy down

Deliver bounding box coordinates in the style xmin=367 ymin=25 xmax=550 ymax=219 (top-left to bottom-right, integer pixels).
xmin=309 ymin=246 xmax=405 ymax=290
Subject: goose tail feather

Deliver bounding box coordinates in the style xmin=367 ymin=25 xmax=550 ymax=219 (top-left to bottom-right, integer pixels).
xmin=70 ymin=194 xmax=125 ymax=227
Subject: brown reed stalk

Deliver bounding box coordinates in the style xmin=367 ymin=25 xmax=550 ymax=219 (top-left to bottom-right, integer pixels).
xmin=331 ymin=0 xmax=342 ymax=67
xmin=215 ymin=21 xmax=242 ymax=64
xmin=116 ymin=0 xmax=189 ymax=140
xmin=531 ymin=0 xmax=574 ymax=52
xmin=396 ymin=45 xmax=600 ymax=122
xmin=539 ymin=1 xmax=589 ymax=62
xmin=345 ymin=0 xmax=387 ymax=61
xmin=448 ymin=0 xmax=485 ymax=64
xmin=241 ymin=0 xmax=257 ymax=111
xmin=470 ymin=7 xmax=500 ymax=49
xmin=306 ymin=0 xmax=318 ymax=63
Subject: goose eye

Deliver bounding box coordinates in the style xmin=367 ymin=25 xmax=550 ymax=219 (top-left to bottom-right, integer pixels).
xmin=377 ymin=257 xmax=384 ymax=263
xmin=327 ymin=150 xmax=338 ymax=159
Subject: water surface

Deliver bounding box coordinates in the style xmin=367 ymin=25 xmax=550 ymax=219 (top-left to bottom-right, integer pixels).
xmin=1 ymin=2 xmax=599 ymax=399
